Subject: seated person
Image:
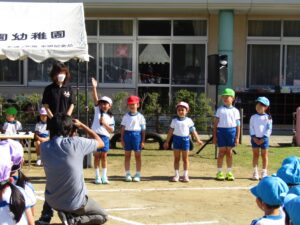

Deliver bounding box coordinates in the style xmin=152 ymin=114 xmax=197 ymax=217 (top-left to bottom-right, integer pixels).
xmin=2 ymin=107 xmax=22 ymax=135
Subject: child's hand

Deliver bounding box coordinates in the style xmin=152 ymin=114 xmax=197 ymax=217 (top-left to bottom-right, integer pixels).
xmin=140 ymin=141 xmax=145 ymax=149
xmin=121 ymin=140 xmax=125 ymax=148
xmin=197 ymin=140 xmax=203 ymax=146
xmin=163 ymin=141 xmax=169 ymax=150
xmin=91 ymin=77 xmax=97 ymax=88
xmin=235 ymin=138 xmax=239 ymax=146
xmin=100 ymin=117 xmax=108 ymax=127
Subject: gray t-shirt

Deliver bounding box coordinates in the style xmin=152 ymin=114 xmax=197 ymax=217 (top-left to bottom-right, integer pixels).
xmin=40 ymin=136 xmax=97 ymax=211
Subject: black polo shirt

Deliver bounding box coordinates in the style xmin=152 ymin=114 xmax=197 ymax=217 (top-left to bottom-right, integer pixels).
xmin=42 ymin=82 xmax=75 ymax=115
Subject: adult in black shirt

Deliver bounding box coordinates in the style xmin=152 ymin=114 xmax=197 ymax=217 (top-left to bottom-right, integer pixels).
xmin=42 ymin=62 xmax=75 ymax=119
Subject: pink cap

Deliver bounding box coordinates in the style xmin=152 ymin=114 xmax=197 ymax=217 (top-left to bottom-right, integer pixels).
xmin=176 ymin=101 xmax=189 ymax=110
xmin=39 ymin=107 xmax=48 ymax=115
xmin=0 ymin=143 xmax=13 ymax=182
xmin=0 ymin=139 xmax=23 ymax=172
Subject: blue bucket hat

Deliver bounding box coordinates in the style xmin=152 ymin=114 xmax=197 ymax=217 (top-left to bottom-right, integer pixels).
xmin=284 ymin=194 xmax=300 ymax=225
xmin=288 ymin=186 xmax=300 ymax=195
xmin=281 ymin=156 xmax=300 ymax=167
xmin=277 ymin=157 xmax=300 ymax=185
xmin=251 ymin=176 xmax=289 ymax=206
xmin=256 ymin=96 xmax=270 ymax=107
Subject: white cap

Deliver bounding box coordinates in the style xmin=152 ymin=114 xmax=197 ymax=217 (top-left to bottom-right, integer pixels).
xmin=99 ymin=96 xmax=113 ymax=106
xmin=176 ymin=101 xmax=189 ymax=110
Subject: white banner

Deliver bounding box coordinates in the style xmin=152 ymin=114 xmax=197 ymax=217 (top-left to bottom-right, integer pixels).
xmin=0 ymin=2 xmax=89 ymax=62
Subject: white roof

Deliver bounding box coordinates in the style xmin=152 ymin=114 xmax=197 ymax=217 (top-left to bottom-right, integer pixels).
xmin=0 ymin=2 xmax=89 ymax=62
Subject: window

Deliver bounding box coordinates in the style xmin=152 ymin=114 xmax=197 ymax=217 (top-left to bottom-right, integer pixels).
xmin=103 ymin=43 xmax=133 ymax=83
xmin=173 ymin=20 xmax=207 ymax=36
xmin=138 ymin=87 xmax=170 ymax=107
xmin=138 ymin=20 xmax=171 ymax=36
xmin=85 ymin=20 xmax=97 ymax=36
xmin=248 ymin=20 xmax=281 ymax=37
xmin=28 ymin=58 xmax=55 ymax=83
xmin=100 ymin=20 xmax=133 ymax=36
xmin=138 ymin=44 xmax=170 ymax=84
xmin=285 ymin=45 xmax=300 ymax=85
xmin=284 ymin=21 xmax=300 ymax=37
xmin=172 ymin=44 xmax=205 ymax=85
xmin=247 ymin=45 xmax=280 ymax=86
xmin=0 ymin=60 xmax=23 ymax=84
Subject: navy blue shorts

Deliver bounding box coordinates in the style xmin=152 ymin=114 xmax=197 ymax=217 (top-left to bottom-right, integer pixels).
xmin=172 ymin=135 xmax=190 ymax=151
xmin=124 ymin=131 xmax=142 ymax=151
xmin=217 ymin=127 xmax=236 ymax=148
xmin=251 ymin=136 xmax=269 ymax=149
xmin=97 ymin=135 xmax=110 ymax=152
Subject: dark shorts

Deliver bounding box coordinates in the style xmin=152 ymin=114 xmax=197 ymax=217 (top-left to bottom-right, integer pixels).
xmin=124 ymin=131 xmax=142 ymax=151
xmin=172 ymin=135 xmax=190 ymax=151
xmin=251 ymin=136 xmax=269 ymax=149
xmin=217 ymin=127 xmax=236 ymax=148
xmin=97 ymin=135 xmax=110 ymax=152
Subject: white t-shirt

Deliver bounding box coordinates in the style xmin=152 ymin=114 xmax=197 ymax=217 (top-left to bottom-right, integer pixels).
xmin=0 ymin=185 xmax=31 ymax=225
xmin=170 ymin=117 xmax=195 ymax=137
xmin=215 ymin=106 xmax=240 ymax=128
xmin=91 ymin=107 xmax=115 ymax=137
xmin=2 ymin=121 xmax=22 ymax=135
xmin=249 ymin=114 xmax=272 ymax=138
xmin=34 ymin=122 xmax=49 ymax=137
xmin=121 ymin=112 xmax=146 ymax=131
xmin=250 ymin=212 xmax=285 ymax=225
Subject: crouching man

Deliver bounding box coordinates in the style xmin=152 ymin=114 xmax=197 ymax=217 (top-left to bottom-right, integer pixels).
xmin=41 ymin=113 xmax=108 ymax=225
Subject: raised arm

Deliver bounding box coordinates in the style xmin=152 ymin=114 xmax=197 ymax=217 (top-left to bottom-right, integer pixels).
xmin=91 ymin=77 xmax=99 ymax=105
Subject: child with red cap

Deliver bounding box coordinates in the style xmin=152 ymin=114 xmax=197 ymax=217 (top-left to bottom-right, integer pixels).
xmin=120 ymin=95 xmax=146 ymax=182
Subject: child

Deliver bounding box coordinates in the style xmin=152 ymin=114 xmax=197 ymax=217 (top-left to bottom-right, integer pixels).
xmin=250 ymin=176 xmax=288 ymax=225
xmin=34 ymin=107 xmax=50 ymax=166
xmin=121 ymin=95 xmax=146 ymax=182
xmin=277 ymin=156 xmax=300 ymax=188
xmin=213 ymin=88 xmax=240 ymax=181
xmin=91 ymin=77 xmax=115 ymax=184
xmin=164 ymin=101 xmax=203 ymax=182
xmin=250 ymin=97 xmax=272 ymax=180
xmin=2 ymin=107 xmax=22 ymax=135
xmin=0 ymin=141 xmax=34 ymax=225
xmin=283 ymin=194 xmax=300 ymax=225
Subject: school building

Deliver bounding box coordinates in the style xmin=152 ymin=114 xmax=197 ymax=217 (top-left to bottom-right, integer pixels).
xmin=1 ymin=0 xmax=300 ymax=124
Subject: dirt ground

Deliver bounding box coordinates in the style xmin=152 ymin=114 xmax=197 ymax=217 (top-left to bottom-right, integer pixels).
xmin=22 ymin=146 xmax=268 ymax=225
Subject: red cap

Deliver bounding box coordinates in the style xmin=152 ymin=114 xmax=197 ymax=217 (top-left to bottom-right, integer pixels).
xmin=127 ymin=95 xmax=140 ymax=104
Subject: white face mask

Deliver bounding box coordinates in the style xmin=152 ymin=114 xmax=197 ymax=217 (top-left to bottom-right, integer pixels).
xmin=57 ymin=73 xmax=66 ymax=83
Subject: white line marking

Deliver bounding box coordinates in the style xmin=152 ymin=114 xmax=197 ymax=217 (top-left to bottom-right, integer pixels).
xmin=108 ymin=215 xmax=145 ymax=225
xmin=156 ymin=221 xmax=219 ymax=225
xmin=106 ymin=207 xmax=155 ymax=212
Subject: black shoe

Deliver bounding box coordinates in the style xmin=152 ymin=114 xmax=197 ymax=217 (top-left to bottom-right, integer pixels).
xmin=58 ymin=211 xmax=69 ymax=225
xmin=36 ymin=216 xmax=51 ymax=225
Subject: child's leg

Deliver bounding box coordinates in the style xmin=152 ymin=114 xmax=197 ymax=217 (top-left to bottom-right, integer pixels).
xmin=100 ymin=152 xmax=108 ymax=176
xmin=134 ymin=151 xmax=142 ymax=173
xmin=173 ymin=150 xmax=181 ymax=171
xmin=252 ymin=148 xmax=260 ymax=168
xmin=35 ymin=140 xmax=41 ymax=157
xmin=261 ymin=149 xmax=268 ymax=177
xmin=217 ymin=147 xmax=227 ymax=170
xmin=182 ymin=150 xmax=189 ymax=172
xmin=94 ymin=152 xmax=101 ymax=181
xmin=225 ymin=147 xmax=233 ymax=170
xmin=124 ymin=151 xmax=132 ymax=172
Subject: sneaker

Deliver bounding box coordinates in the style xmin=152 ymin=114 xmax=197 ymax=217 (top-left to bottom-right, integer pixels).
xmin=170 ymin=176 xmax=179 ymax=182
xmin=180 ymin=176 xmax=190 ymax=183
xmin=261 ymin=170 xmax=268 ymax=179
xmin=133 ymin=174 xmax=141 ymax=182
xmin=36 ymin=159 xmax=42 ymax=166
xmin=36 ymin=216 xmax=51 ymax=225
xmin=58 ymin=211 xmax=69 ymax=225
xmin=125 ymin=174 xmax=132 ymax=182
xmin=101 ymin=176 xmax=109 ymax=184
xmin=216 ymin=171 xmax=225 ymax=181
xmin=95 ymin=176 xmax=102 ymax=184
xmin=226 ymin=172 xmax=235 ymax=181
xmin=252 ymin=171 xmax=259 ymax=180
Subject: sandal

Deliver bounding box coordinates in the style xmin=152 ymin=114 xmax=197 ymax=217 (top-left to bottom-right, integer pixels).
xmin=170 ymin=176 xmax=179 ymax=182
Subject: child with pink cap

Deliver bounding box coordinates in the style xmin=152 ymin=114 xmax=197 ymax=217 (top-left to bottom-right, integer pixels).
xmin=0 ymin=140 xmax=34 ymax=225
xmin=34 ymin=107 xmax=50 ymax=166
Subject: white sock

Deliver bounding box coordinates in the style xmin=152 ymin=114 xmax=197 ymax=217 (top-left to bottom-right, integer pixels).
xmin=95 ymin=168 xmax=100 ymax=177
xmin=227 ymin=168 xmax=232 ymax=172
xmin=125 ymin=170 xmax=131 ymax=176
xmin=217 ymin=168 xmax=222 ymax=172
xmin=102 ymin=168 xmax=107 ymax=177
xmin=183 ymin=170 xmax=188 ymax=177
xmin=175 ymin=170 xmax=179 ymax=177
xmin=135 ymin=171 xmax=141 ymax=176
xmin=253 ymin=167 xmax=258 ymax=173
xmin=262 ymin=169 xmax=267 ymax=173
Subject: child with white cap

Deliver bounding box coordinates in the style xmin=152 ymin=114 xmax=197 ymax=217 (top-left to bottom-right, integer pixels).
xmin=213 ymin=88 xmax=240 ymax=181
xmin=91 ymin=78 xmax=115 ymax=184
xmin=250 ymin=176 xmax=289 ymax=225
xmin=164 ymin=101 xmax=203 ymax=182
xmin=0 ymin=140 xmax=34 ymax=225
xmin=250 ymin=96 xmax=272 ymax=180
xmin=34 ymin=107 xmax=50 ymax=166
